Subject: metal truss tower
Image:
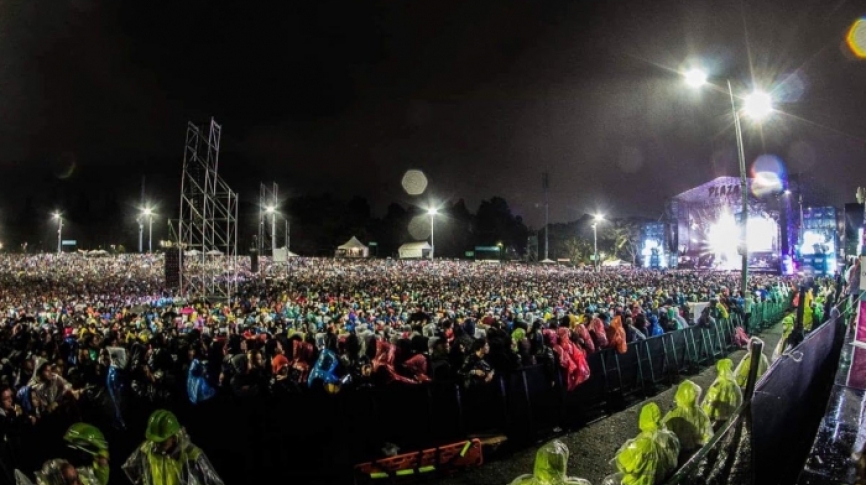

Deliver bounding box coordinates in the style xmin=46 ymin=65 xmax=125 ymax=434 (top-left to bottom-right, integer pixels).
xmin=176 ymin=118 xmax=239 ymax=301
xmin=258 ymin=183 xmax=279 ymax=255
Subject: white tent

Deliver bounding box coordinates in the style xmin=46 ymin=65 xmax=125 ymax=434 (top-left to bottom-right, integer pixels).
xmin=336 ymin=236 xmax=369 ymax=258
xmin=540 ymin=259 xmax=556 ymax=264
xmin=206 ymin=249 xmax=223 ymax=256
xmin=602 ymin=259 xmax=631 ymax=267
xmin=398 ymin=241 xmax=432 ymax=259
xmin=184 ymin=249 xmax=201 ymax=257
xmin=273 ymin=247 xmax=298 ymax=262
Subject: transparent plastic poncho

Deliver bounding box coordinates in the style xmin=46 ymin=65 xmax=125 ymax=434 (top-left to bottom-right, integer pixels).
xmin=662 ymin=380 xmax=713 ymax=453
xmin=701 ymin=359 xmax=743 ymax=423
xmin=122 ymin=428 xmax=224 ymax=485
xmin=603 ymin=403 xmax=679 ymax=485
xmin=15 ymin=459 xmax=101 ymax=485
xmin=509 ymin=440 xmax=591 ymax=485
xmin=734 ymin=342 xmax=769 ymax=389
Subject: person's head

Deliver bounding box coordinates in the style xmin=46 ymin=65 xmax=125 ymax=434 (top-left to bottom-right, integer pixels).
xmin=60 ymin=461 xmax=81 ymax=485
xmin=471 ymin=338 xmax=489 ymax=357
xmin=64 ymin=422 xmax=108 ymax=460
xmin=247 ymin=349 xmax=264 ymax=369
xmin=0 ymin=386 xmax=13 ymax=412
xmin=145 ymin=409 xmax=181 ymax=453
xmin=37 ymin=360 xmax=53 ymax=382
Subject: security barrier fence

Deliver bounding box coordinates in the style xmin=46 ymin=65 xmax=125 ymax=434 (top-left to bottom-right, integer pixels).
xmin=8 ymin=299 xmax=790 ymax=485
xmin=665 ymin=299 xmax=846 ymax=485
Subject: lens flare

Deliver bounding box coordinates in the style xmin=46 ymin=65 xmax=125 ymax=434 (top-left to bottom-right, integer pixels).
xmin=401 ymin=170 xmax=428 ymax=196
xmin=846 ymin=18 xmax=866 ymax=59
xmin=750 ymin=154 xmax=787 ymax=197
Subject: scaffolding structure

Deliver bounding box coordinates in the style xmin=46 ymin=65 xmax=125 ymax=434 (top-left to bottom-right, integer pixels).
xmin=175 ymin=118 xmax=239 ymax=301
xmin=258 ymin=182 xmax=279 ymax=255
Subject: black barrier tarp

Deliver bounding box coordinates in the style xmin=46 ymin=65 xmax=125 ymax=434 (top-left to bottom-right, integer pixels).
xmin=752 ymin=318 xmax=844 ymax=485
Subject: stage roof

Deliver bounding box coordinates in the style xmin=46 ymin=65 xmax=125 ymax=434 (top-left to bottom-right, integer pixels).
xmin=672 ymin=176 xmax=750 ymax=205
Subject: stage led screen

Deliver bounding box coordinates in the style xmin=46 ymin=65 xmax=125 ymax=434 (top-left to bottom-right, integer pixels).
xmin=671 ymin=177 xmax=781 ymax=270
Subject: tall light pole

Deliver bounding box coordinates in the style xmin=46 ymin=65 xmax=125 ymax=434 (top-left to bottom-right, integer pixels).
xmin=138 ymin=216 xmax=144 ymax=253
xmin=592 ymin=214 xmax=604 ymax=270
xmin=266 ymin=206 xmax=276 ymax=256
xmin=143 ymin=208 xmax=154 ymax=253
xmin=52 ymin=212 xmax=63 ymax=254
xmin=427 ymin=208 xmax=438 ymax=260
xmin=684 ymin=68 xmax=773 ymax=299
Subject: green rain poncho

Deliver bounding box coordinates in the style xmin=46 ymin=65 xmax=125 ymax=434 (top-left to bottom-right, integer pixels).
xmin=772 ymin=315 xmax=795 ymax=362
xmin=662 ymin=380 xmax=713 ymax=454
xmin=734 ymin=339 xmax=769 ymax=389
xmin=509 ymin=440 xmax=591 ymax=485
xmin=701 ymin=359 xmax=743 ymax=424
xmin=123 ymin=410 xmax=224 ymax=485
xmin=603 ymin=403 xmax=679 ymax=485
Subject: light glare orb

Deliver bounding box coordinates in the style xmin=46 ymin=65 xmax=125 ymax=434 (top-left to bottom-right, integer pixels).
xmin=846 ymin=18 xmax=866 ymax=59
xmin=743 ymin=90 xmax=773 ymax=121
xmin=408 ymin=215 xmax=432 ymax=240
xmin=684 ymin=68 xmax=707 ymax=88
xmin=401 ymin=170 xmax=428 ymax=196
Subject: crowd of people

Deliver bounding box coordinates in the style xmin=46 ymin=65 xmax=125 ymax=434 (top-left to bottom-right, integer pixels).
xmin=0 ymin=253 xmax=847 ymax=484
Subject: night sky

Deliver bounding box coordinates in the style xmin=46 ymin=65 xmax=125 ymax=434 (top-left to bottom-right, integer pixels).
xmin=0 ymin=0 xmax=864 ymax=238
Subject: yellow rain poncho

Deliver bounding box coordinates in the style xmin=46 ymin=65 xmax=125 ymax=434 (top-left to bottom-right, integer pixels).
xmin=509 ymin=440 xmax=591 ymax=485
xmin=802 ymin=289 xmax=814 ymax=331
xmin=662 ymin=380 xmax=713 ymax=454
xmin=123 ymin=410 xmax=223 ymax=485
xmin=603 ymin=403 xmax=679 ymax=485
xmin=701 ymin=359 xmax=743 ymax=424
xmin=734 ymin=339 xmax=769 ymax=389
xmin=772 ymin=315 xmax=795 ymax=362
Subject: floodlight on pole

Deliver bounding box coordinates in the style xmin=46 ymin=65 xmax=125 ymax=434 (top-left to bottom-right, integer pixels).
xmin=265 ymin=206 xmax=277 ymax=256
xmin=52 ymin=212 xmax=63 ymax=254
xmin=143 ymin=208 xmax=154 ymax=253
xmin=592 ymin=214 xmax=605 ymax=271
xmin=428 ymin=208 xmax=438 ymax=260
xmin=683 ymin=63 xmax=769 ymax=298
xmin=684 ymin=68 xmax=708 ymax=88
xmin=743 ymin=90 xmax=773 ymax=121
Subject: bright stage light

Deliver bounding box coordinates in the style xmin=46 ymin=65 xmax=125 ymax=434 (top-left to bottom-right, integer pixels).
xmin=746 ymin=216 xmax=777 ymax=252
xmin=705 ymin=212 xmax=778 ymax=269
xmin=640 ymin=239 xmax=668 ymax=269
xmin=706 ymin=212 xmax=740 ymax=269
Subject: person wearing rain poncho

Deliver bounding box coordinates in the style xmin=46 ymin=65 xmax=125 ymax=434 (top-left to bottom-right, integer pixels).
xmin=122 ymin=409 xmax=224 ymax=485
xmin=63 ymin=423 xmax=110 ymax=485
xmin=700 ymin=359 xmax=743 ymax=428
xmin=602 ymin=403 xmax=679 ymax=485
xmin=771 ymin=314 xmax=795 ymax=362
xmin=15 ymin=458 xmax=98 ymax=485
xmin=509 ymin=439 xmax=591 ymax=485
xmin=662 ymin=380 xmax=713 ymax=459
xmin=734 ymin=338 xmax=769 ymax=389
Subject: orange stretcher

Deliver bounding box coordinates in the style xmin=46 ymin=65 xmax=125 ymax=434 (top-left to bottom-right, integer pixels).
xmin=353 ymin=439 xmax=483 ymax=483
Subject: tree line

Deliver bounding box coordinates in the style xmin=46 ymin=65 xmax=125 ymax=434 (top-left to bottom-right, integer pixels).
xmin=1 ymin=189 xmax=649 ymax=264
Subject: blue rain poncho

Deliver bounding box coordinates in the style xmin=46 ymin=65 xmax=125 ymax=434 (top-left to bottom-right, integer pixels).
xmin=187 ymin=359 xmax=216 ymax=405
